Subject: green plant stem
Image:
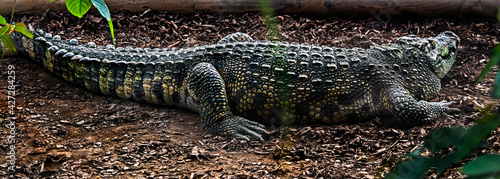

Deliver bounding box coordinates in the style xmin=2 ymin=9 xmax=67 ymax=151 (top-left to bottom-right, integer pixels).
xmin=10 ymin=0 xmax=16 ymax=24
xmin=1 ymin=49 xmax=4 ymax=63
xmin=1 ymin=0 xmax=17 ymax=63
xmin=257 ymin=0 xmax=281 ymax=41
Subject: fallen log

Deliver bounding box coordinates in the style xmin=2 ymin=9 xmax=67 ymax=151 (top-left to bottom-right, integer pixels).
xmin=0 ymin=0 xmax=498 ymax=17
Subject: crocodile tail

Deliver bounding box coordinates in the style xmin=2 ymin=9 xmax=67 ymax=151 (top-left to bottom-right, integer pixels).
xmin=7 ymin=28 xmax=178 ymax=106
xmin=9 ymin=28 xmax=92 ymax=88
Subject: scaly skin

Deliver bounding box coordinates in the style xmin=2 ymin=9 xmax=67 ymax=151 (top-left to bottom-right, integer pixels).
xmin=4 ymin=29 xmax=460 ymax=141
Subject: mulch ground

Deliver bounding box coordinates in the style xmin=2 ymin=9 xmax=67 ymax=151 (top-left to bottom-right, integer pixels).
xmin=0 ymin=10 xmax=499 ymax=178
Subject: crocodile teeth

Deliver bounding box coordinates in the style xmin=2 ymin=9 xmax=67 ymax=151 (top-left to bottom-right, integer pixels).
xmin=71 ymin=55 xmax=83 ymax=61
xmin=62 ymin=52 xmax=75 ymax=58
xmin=88 ymin=58 xmax=100 ymax=62
xmin=48 ymin=45 xmax=59 ymax=52
xmin=52 ymin=35 xmax=61 ymax=41
xmin=69 ymin=39 xmax=78 ymax=46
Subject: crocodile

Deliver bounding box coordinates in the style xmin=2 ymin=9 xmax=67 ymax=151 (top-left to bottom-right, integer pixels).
xmin=3 ymin=29 xmax=460 ymax=141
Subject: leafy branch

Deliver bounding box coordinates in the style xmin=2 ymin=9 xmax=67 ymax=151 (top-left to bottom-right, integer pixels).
xmin=1 ymin=0 xmax=115 ymax=62
xmin=384 ymin=112 xmax=500 ymax=178
xmin=53 ymin=0 xmax=115 ymax=45
xmin=0 ymin=0 xmax=33 ymax=63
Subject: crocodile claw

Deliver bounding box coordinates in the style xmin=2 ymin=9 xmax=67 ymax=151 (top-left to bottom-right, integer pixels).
xmin=217 ymin=116 xmax=268 ymax=141
xmin=435 ymin=100 xmax=460 ymax=114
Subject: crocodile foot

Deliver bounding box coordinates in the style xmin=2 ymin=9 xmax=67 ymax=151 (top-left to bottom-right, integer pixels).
xmin=416 ymin=100 xmax=460 ymax=124
xmin=432 ymin=100 xmax=460 ymax=115
xmin=216 ymin=116 xmax=268 ymax=141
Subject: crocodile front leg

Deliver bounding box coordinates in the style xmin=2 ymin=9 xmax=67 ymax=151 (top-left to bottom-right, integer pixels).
xmin=187 ymin=62 xmax=267 ymax=141
xmin=382 ymin=86 xmax=459 ymax=125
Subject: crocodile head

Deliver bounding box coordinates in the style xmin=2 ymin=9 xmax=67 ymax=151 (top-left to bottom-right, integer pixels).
xmin=397 ymin=31 xmax=460 ymax=78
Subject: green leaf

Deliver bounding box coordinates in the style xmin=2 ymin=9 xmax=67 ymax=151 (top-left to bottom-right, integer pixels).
xmin=91 ymin=0 xmax=111 ymax=22
xmin=389 ymin=114 xmax=500 ymax=177
xmin=0 ymin=26 xmax=9 ymax=36
xmin=108 ymin=20 xmax=115 ymax=45
xmin=90 ymin=0 xmax=115 ymax=45
xmin=435 ymin=113 xmax=500 ymax=174
xmin=384 ymin=157 xmax=434 ymax=179
xmin=493 ymin=71 xmax=500 ymax=98
xmin=1 ymin=34 xmax=16 ymax=52
xmin=0 ymin=15 xmax=6 ymax=25
xmin=419 ymin=126 xmax=466 ymax=154
xmin=498 ymin=7 xmax=500 ymax=22
xmin=462 ymin=154 xmax=500 ymax=176
xmin=491 ymin=45 xmax=500 ymax=98
xmin=50 ymin=0 xmax=54 ymax=2
xmin=407 ymin=146 xmax=424 ymax=158
xmin=477 ymin=44 xmax=500 ymax=83
xmin=14 ymin=23 xmax=33 ymax=39
xmin=66 ymin=0 xmax=92 ymax=18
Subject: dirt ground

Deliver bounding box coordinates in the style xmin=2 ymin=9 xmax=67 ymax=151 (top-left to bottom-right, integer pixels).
xmin=1 ymin=11 xmax=499 ymax=178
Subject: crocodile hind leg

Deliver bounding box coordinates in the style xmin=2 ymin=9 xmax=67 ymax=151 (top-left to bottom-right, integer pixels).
xmin=187 ymin=62 xmax=267 ymax=141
